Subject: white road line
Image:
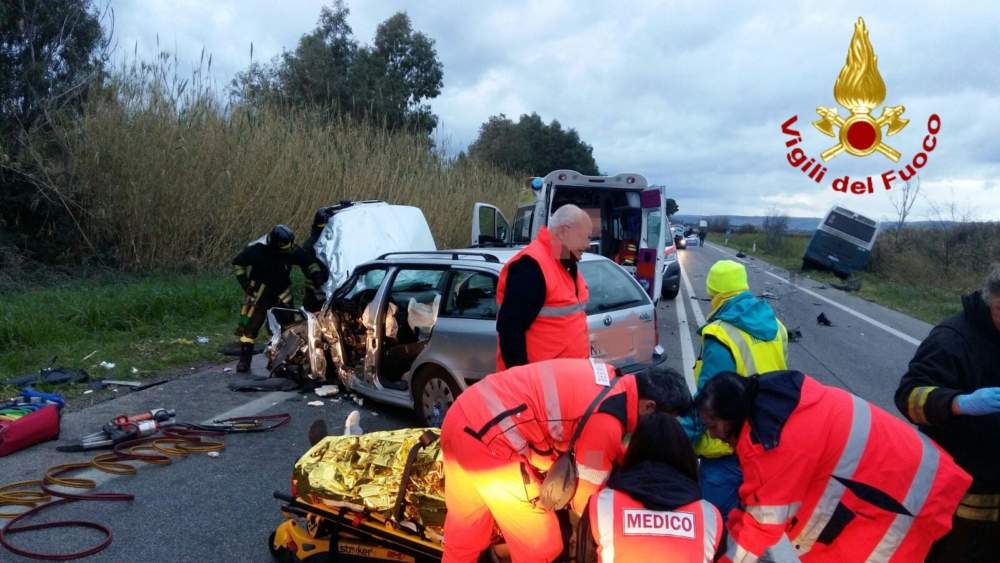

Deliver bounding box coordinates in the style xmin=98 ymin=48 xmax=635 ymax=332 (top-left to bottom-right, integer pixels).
xmin=679 ymin=259 xmax=707 ymax=327
xmin=45 ymin=391 xmax=298 ymax=496
xmin=674 ymin=265 xmax=698 ymax=395
xmin=704 ymin=242 xmax=922 ymax=347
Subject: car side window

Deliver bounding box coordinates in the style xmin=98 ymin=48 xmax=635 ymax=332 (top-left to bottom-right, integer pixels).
xmin=388 ymin=268 xmax=447 ymax=307
xmin=339 ymin=268 xmax=388 ymax=299
xmin=512 ymin=206 xmax=534 ymax=244
xmin=444 ymin=271 xmax=498 ymax=319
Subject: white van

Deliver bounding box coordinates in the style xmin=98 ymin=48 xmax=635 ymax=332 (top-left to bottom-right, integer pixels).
xmin=472 ymin=169 xmax=668 ymax=301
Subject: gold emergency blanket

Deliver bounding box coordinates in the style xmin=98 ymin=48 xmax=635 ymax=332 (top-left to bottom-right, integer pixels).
xmin=293 ymin=428 xmax=446 ymax=528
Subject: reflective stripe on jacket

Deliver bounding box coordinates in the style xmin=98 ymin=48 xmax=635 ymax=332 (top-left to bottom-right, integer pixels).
xmin=454 ymin=358 xmax=638 ymax=514
xmin=589 ymin=489 xmax=722 ymax=562
xmin=694 ymin=319 xmax=788 ymax=458
xmin=496 ymin=226 xmax=590 ymax=370
xmin=721 ymin=372 xmax=972 ymax=563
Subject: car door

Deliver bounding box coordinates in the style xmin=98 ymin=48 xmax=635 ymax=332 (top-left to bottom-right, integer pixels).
xmin=471 ymin=203 xmax=511 ymax=247
xmin=579 ymin=259 xmax=655 ymax=366
xmin=638 ymin=187 xmax=667 ymax=300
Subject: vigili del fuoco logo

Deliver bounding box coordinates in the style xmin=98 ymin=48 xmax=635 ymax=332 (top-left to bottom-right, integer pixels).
xmin=781 ymin=17 xmax=941 ymax=195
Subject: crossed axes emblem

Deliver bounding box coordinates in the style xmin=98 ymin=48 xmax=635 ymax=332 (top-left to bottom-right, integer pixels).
xmin=813 ymin=105 xmax=909 ymax=162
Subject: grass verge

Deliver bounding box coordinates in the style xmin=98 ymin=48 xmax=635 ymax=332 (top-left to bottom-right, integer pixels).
xmin=0 ymin=272 xmax=251 ymax=398
xmin=707 ymin=232 xmax=963 ymax=325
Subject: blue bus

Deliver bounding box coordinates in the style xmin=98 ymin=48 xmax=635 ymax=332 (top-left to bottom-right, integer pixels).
xmin=802 ymin=206 xmax=879 ymax=278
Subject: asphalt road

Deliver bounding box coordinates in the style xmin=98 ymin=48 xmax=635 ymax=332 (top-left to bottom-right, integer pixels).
xmin=0 ymin=245 xmax=934 ymax=561
xmin=658 ymin=240 xmax=933 ymax=413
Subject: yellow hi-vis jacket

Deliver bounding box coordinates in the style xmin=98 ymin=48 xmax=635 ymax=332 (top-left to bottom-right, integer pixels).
xmin=693 ymin=319 xmax=788 ymax=458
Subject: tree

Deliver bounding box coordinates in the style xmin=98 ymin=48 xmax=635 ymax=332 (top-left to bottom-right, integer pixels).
xmin=231 ymin=2 xmax=444 ymax=135
xmin=708 ymin=215 xmax=731 ymax=233
xmin=349 ymin=13 xmax=442 ymax=133
xmin=0 ymin=0 xmax=108 ymax=256
xmin=468 ymin=112 xmax=598 ymax=176
xmin=666 ymin=198 xmax=679 ymax=218
xmin=762 ymin=207 xmax=789 ymax=252
xmin=889 ymin=176 xmax=920 ymax=244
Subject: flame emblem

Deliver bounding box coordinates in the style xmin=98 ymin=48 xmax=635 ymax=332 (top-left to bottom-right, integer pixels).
xmin=813 ymin=17 xmax=909 ymax=161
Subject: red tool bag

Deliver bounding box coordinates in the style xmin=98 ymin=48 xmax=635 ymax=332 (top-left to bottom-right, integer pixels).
xmin=0 ymin=405 xmax=61 ymax=457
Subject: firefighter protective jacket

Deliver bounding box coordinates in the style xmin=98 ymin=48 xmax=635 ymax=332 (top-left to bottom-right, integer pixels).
xmin=496 ymin=226 xmax=590 ymax=370
xmin=895 ymin=290 xmax=1000 ymax=499
xmin=454 ymin=358 xmax=638 ymax=515
xmin=722 ymin=371 xmax=971 ymax=563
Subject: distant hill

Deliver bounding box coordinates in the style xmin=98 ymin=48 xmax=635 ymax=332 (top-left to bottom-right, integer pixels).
xmin=670 ymin=215 xmax=967 ymax=233
xmin=671 ymin=214 xmax=820 ymax=233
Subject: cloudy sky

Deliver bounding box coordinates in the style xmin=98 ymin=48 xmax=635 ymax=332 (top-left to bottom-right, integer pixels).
xmin=109 ymin=0 xmax=1000 ymax=221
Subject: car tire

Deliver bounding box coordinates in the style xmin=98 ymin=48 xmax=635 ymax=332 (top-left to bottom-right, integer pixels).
xmin=412 ymin=366 xmax=462 ymax=427
xmin=661 ymin=283 xmax=679 ymax=300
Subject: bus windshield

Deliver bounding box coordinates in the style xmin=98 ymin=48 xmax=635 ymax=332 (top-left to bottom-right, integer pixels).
xmin=825 ymin=212 xmax=876 ymax=243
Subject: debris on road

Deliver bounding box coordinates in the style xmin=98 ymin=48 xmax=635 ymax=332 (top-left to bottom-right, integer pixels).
xmin=307 ymin=400 xmax=325 ymax=407
xmin=817 ymin=313 xmax=833 ymax=327
xmin=831 ymin=278 xmax=862 ymax=292
xmin=207 ymin=451 xmax=221 ymax=458
xmin=344 ymin=410 xmax=364 ymax=435
xmin=788 ymin=328 xmax=804 ymax=342
xmin=761 ymin=291 xmax=778 ymax=300
xmin=736 ymin=250 xmax=747 ymax=258
xmin=223 ymin=367 xmax=232 ymax=373
xmin=315 ymin=385 xmax=339 ymax=397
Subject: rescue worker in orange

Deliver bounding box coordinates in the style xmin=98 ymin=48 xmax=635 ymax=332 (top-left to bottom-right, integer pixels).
xmin=495 ymin=204 xmax=593 ymax=370
xmin=579 ymin=412 xmax=723 ymax=562
xmin=440 ymin=359 xmax=680 ymax=563
xmin=698 ymin=370 xmax=971 ymax=563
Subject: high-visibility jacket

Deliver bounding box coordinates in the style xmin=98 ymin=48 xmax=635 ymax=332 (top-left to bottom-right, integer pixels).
xmin=693 ymin=319 xmax=787 ymax=458
xmin=454 ymin=358 xmax=638 ymax=515
xmin=589 ymin=490 xmax=723 ymax=562
xmin=496 ymin=226 xmax=590 ymax=370
xmin=721 ymin=371 xmax=972 ymax=563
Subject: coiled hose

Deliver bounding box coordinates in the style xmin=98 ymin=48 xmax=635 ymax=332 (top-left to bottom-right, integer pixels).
xmin=0 ymin=414 xmax=290 ymax=560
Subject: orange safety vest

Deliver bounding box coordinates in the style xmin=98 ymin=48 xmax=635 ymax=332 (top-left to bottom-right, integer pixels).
xmin=589 ymin=490 xmax=723 ymax=563
xmin=454 ymin=358 xmax=638 ymax=512
xmin=496 ymin=226 xmax=590 ymax=370
xmin=722 ymin=372 xmax=972 ymax=563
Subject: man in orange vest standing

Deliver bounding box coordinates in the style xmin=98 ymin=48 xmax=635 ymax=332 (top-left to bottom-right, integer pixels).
xmin=496 ymin=204 xmax=593 ymax=370
xmin=440 ymin=359 xmax=682 ymax=562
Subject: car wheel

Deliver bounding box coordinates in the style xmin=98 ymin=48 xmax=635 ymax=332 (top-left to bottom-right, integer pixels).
xmin=661 ymin=283 xmax=679 ymax=300
xmin=413 ymin=366 xmax=462 ymax=427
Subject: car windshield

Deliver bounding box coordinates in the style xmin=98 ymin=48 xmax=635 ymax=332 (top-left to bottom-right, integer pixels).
xmin=579 ymin=260 xmax=649 ymax=315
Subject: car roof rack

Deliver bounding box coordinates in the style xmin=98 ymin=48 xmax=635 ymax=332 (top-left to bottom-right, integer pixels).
xmin=376 ymin=251 xmax=501 ymax=263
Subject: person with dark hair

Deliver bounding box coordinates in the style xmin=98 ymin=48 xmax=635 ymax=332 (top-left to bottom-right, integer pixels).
xmin=440 ymin=359 xmax=679 ymax=563
xmin=894 ymin=263 xmax=1000 ymax=562
xmin=580 ymin=412 xmax=723 ymax=562
xmin=697 ymin=370 xmax=971 ymax=562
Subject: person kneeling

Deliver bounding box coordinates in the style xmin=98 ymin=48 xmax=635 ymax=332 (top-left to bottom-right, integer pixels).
xmin=579 ymin=412 xmax=724 ymax=562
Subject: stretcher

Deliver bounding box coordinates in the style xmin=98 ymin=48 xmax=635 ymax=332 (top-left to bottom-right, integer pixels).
xmin=269 ymin=430 xmax=448 ymax=562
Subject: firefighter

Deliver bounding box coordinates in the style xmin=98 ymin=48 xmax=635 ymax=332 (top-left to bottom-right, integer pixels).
xmin=894 ymin=262 xmax=1000 ymax=562
xmin=698 ymin=370 xmax=971 ymax=562
xmin=232 ymin=225 xmax=299 ymax=372
xmin=298 ymin=208 xmax=333 ymax=312
xmin=440 ymin=359 xmax=680 ymax=563
xmin=681 ymin=259 xmax=787 ymax=518
xmin=580 ymin=412 xmax=723 ymax=562
xmin=495 ymin=204 xmax=592 ymax=370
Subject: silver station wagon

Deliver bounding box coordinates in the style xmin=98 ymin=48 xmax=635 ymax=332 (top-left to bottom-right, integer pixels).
xmin=267 ymin=249 xmax=664 ymax=426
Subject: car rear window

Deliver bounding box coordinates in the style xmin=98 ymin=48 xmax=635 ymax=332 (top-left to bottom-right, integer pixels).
xmin=579 ymin=260 xmax=649 ymax=315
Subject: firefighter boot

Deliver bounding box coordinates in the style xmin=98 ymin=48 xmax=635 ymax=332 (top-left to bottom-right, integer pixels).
xmin=236 ymin=342 xmax=254 ymax=373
